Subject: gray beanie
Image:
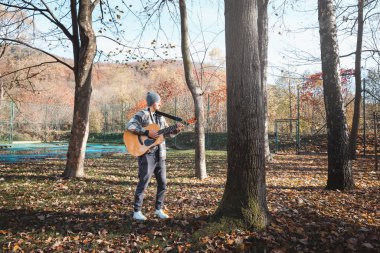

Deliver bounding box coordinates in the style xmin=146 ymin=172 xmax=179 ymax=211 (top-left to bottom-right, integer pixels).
xmin=146 ymin=91 xmax=161 ymax=106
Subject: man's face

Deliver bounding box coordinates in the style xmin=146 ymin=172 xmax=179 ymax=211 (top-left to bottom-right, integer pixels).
xmin=152 ymin=101 xmax=161 ymax=111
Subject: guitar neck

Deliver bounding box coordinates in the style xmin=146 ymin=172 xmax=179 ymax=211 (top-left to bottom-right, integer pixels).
xmin=157 ymin=124 xmax=177 ymax=135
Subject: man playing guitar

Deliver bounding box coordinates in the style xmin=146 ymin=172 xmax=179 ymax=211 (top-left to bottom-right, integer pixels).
xmin=126 ymin=91 xmax=183 ymax=221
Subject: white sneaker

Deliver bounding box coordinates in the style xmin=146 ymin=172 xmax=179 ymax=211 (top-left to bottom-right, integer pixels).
xmin=154 ymin=209 xmax=169 ymax=219
xmin=133 ymin=211 xmax=147 ymax=221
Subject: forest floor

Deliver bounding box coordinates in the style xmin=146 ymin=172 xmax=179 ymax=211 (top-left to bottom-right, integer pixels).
xmin=0 ymin=150 xmax=379 ymax=252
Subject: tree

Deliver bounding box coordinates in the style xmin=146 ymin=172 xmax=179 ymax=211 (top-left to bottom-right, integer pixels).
xmin=179 ymin=0 xmax=207 ymax=180
xmin=60 ymin=0 xmax=99 ymax=178
xmin=318 ymin=0 xmax=355 ymax=190
xmin=0 ymin=0 xmax=101 ymax=178
xmin=348 ymin=0 xmax=364 ymax=159
xmin=215 ymin=0 xmax=269 ymax=228
xmin=258 ymin=0 xmax=271 ymax=161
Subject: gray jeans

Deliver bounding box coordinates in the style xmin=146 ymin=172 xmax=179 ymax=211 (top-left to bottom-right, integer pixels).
xmin=133 ymin=151 xmax=167 ymax=212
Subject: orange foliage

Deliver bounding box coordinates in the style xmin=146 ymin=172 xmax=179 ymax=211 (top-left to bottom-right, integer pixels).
xmin=301 ymin=69 xmax=354 ymax=104
xmin=127 ymin=99 xmax=147 ymax=118
xmin=208 ymin=84 xmax=227 ymax=106
xmin=158 ymin=78 xmax=185 ymax=101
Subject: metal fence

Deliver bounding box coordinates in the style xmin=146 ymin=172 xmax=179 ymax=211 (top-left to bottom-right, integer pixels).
xmin=273 ymin=79 xmax=380 ymax=155
xmin=0 ymin=101 xmax=14 ymax=144
xmin=0 ymin=85 xmax=378 ymax=160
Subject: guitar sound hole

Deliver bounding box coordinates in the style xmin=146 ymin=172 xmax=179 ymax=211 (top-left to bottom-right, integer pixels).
xmin=144 ymin=139 xmax=155 ymax=146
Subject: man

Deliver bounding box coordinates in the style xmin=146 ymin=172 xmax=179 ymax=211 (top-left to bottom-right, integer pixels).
xmin=126 ymin=91 xmax=183 ymax=221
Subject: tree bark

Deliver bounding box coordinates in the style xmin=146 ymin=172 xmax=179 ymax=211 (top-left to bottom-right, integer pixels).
xmin=0 ymin=79 xmax=3 ymax=108
xmin=63 ymin=0 xmax=98 ymax=178
xmin=179 ymin=0 xmax=207 ymax=180
xmin=258 ymin=0 xmax=272 ymax=162
xmin=215 ymin=0 xmax=269 ymax=228
xmin=349 ymin=0 xmax=364 ymax=160
xmin=318 ymin=0 xmax=355 ymax=190
xmin=193 ymin=94 xmax=207 ymax=179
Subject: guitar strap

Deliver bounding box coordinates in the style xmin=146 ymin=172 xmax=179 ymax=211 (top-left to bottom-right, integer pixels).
xmin=148 ymin=108 xmax=157 ymax=124
xmin=156 ymin=110 xmax=188 ymax=124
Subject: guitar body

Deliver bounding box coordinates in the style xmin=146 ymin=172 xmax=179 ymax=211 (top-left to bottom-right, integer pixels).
xmin=123 ymin=124 xmax=165 ymax=157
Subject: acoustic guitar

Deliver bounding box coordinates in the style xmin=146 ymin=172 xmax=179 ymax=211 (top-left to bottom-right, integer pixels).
xmin=123 ymin=118 xmax=196 ymax=157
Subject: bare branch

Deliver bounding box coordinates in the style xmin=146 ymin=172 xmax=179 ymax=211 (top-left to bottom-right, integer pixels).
xmin=0 ymin=60 xmax=61 ymax=79
xmin=0 ymin=2 xmax=47 ymax=11
xmin=340 ymin=49 xmax=380 ymax=58
xmin=0 ymin=43 xmax=8 ymax=58
xmin=40 ymin=0 xmax=73 ymax=41
xmin=100 ymin=0 xmax=120 ymax=34
xmin=91 ymin=0 xmax=101 ymax=12
xmin=0 ymin=38 xmax=73 ymax=70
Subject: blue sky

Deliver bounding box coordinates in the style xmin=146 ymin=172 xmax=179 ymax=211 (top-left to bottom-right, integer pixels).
xmin=30 ymin=0 xmax=360 ymax=85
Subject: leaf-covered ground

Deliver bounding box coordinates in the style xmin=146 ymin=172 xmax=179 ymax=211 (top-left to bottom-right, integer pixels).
xmin=0 ymin=151 xmax=379 ymax=252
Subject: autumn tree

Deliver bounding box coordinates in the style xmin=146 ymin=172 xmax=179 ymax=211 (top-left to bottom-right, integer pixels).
xmin=206 ymin=79 xmax=227 ymax=132
xmin=149 ymin=64 xmax=188 ymax=103
xmin=179 ymin=0 xmax=207 ymax=179
xmin=0 ymin=0 xmax=106 ymax=178
xmin=318 ymin=0 xmax=355 ymax=190
xmin=215 ymin=0 xmax=270 ymax=227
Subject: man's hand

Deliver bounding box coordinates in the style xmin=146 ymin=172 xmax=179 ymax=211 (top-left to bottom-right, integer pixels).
xmin=176 ymin=122 xmax=184 ymax=131
xmin=148 ymin=130 xmax=160 ymax=139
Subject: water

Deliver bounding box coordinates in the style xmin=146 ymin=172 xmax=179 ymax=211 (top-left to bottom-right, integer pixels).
xmin=0 ymin=142 xmax=127 ymax=163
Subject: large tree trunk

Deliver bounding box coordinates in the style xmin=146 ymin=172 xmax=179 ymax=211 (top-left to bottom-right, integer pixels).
xmin=63 ymin=0 xmax=97 ymax=178
xmin=258 ymin=0 xmax=271 ymax=161
xmin=318 ymin=0 xmax=355 ymax=190
xmin=215 ymin=0 xmax=269 ymax=228
xmin=349 ymin=0 xmax=364 ymax=159
xmin=179 ymin=0 xmax=207 ymax=180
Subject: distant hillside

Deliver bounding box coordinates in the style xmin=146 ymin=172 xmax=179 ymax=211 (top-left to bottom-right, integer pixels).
xmin=1 ymin=44 xmax=228 ymax=119
xmin=0 ymin=45 xmax=195 ymax=107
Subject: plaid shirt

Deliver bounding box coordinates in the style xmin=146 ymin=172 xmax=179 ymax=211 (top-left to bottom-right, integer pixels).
xmin=126 ymin=108 xmax=179 ymax=159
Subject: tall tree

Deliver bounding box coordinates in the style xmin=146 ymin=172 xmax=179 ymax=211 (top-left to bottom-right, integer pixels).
xmin=62 ymin=0 xmax=99 ymax=178
xmin=348 ymin=0 xmax=364 ymax=159
xmin=258 ymin=0 xmax=271 ymax=161
xmin=318 ymin=0 xmax=355 ymax=190
xmin=179 ymin=0 xmax=207 ymax=180
xmin=0 ymin=0 xmax=100 ymax=178
xmin=215 ymin=0 xmax=269 ymax=228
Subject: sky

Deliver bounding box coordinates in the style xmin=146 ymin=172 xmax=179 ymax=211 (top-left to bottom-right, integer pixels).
xmin=28 ymin=0 xmax=362 ymax=85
